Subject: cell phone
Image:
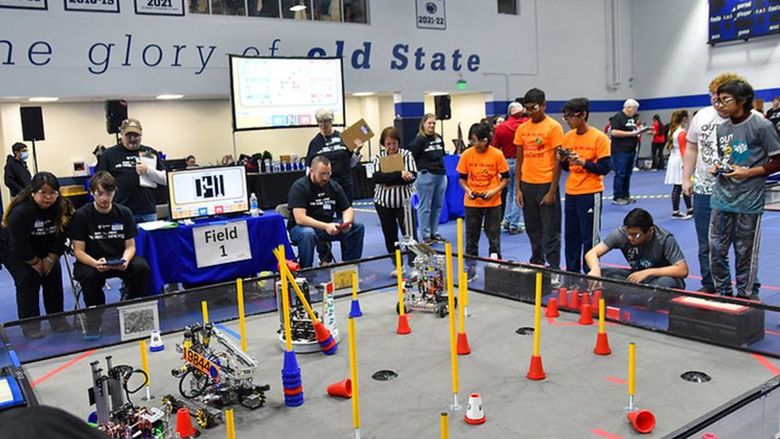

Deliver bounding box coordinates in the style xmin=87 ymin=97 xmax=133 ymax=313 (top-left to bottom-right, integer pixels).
xmin=336 ymin=221 xmax=353 ymax=231
xmin=104 ymin=258 xmax=126 ymax=266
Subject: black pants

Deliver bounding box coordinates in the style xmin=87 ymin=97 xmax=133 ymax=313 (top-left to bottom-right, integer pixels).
xmin=651 ymin=142 xmax=665 ymax=170
xmin=465 ymin=206 xmax=502 ymax=262
xmin=671 ymin=185 xmax=692 ymax=212
xmin=3 ymin=250 xmax=64 ymax=320
xmin=521 ymin=182 xmax=561 ymax=268
xmin=375 ymin=204 xmax=417 ymax=265
xmin=73 ymin=257 xmax=151 ymax=307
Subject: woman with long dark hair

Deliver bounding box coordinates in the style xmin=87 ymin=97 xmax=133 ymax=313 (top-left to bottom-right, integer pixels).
xmin=650 ymin=114 xmax=667 ymax=170
xmin=2 ymin=172 xmax=74 ymax=338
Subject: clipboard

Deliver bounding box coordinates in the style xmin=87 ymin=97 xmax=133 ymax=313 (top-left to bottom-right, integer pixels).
xmin=379 ymin=153 xmax=405 ymax=172
xmin=341 ymin=118 xmax=374 ymax=152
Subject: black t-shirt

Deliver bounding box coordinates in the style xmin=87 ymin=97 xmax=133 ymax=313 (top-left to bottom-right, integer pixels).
xmin=306 ymin=131 xmax=354 ymax=188
xmin=6 ymin=198 xmax=67 ymax=260
xmin=767 ymin=107 xmax=780 ymax=134
xmin=95 ymin=143 xmax=165 ymax=215
xmin=609 ymin=111 xmax=640 ymax=153
xmin=407 ymin=134 xmax=445 ymax=174
xmin=69 ymin=202 xmax=137 ymax=260
xmin=286 ymin=175 xmax=350 ymax=230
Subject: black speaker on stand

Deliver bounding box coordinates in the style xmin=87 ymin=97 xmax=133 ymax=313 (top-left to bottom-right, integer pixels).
xmin=20 ymin=106 xmax=45 ymax=174
xmin=105 ymin=99 xmax=128 ymax=143
xmin=434 ymin=94 xmax=451 ymax=145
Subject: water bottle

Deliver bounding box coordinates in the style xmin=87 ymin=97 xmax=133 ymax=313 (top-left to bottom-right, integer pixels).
xmin=263 ymin=158 xmax=271 ymax=173
xmin=249 ymin=192 xmax=260 ymax=217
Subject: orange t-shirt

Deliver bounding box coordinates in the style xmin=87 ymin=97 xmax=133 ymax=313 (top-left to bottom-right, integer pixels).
xmin=561 ymin=127 xmax=611 ymax=195
xmin=514 ymin=116 xmax=565 ymax=184
xmin=456 ymin=146 xmax=509 ymax=208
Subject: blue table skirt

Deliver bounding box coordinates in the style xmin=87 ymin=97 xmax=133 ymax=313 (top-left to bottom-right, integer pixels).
xmin=136 ymin=213 xmax=294 ymax=293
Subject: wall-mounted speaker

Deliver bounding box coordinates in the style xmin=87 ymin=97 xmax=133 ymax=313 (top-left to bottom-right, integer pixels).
xmin=20 ymin=107 xmax=45 ymax=141
xmin=105 ymin=99 xmax=128 ymax=134
xmin=434 ymin=95 xmax=451 ymax=120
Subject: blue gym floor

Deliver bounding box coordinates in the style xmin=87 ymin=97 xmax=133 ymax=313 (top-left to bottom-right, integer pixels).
xmin=2 ymin=169 xmax=780 ymax=324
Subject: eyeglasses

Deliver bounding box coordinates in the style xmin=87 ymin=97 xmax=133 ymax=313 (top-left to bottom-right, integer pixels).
xmin=92 ymin=190 xmax=116 ymax=199
xmin=620 ymin=226 xmax=650 ymax=240
xmin=562 ymin=112 xmax=582 ymax=120
xmin=713 ymin=96 xmax=735 ymax=107
xmin=35 ymin=190 xmax=58 ymax=198
xmin=525 ymin=104 xmax=540 ymax=112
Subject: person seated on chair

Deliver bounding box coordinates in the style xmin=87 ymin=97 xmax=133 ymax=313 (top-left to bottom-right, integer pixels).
xmin=287 ymin=155 xmax=365 ymax=268
xmin=585 ymin=208 xmax=688 ymax=308
xmin=2 ymin=172 xmax=74 ymax=339
xmin=69 ymin=171 xmax=151 ymax=338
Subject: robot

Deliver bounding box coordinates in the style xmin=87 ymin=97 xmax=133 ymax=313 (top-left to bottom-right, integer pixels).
xmin=165 ymin=323 xmax=270 ymax=429
xmin=395 ymin=200 xmax=457 ymax=318
xmin=275 ymin=278 xmax=339 ymax=353
xmin=87 ymin=356 xmax=167 ymax=439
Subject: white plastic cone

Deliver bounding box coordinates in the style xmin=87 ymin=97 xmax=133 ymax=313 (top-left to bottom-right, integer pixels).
xmin=464 ymin=393 xmax=486 ymax=425
xmin=149 ymin=330 xmax=164 ymax=352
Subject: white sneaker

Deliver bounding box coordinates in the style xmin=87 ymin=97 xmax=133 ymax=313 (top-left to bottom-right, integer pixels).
xmin=390 ymin=269 xmax=398 ymax=278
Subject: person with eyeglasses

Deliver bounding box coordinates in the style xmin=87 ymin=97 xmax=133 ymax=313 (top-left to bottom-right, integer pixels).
xmin=707 ymin=79 xmax=780 ymax=300
xmin=457 ymin=122 xmax=510 ymax=280
xmin=513 ymin=88 xmax=564 ymax=269
xmin=682 ymin=72 xmax=748 ymax=294
xmin=492 ymin=101 xmax=529 ymax=235
xmin=95 ymin=118 xmax=167 ymax=224
xmin=69 ymin=171 xmax=151 ymax=340
xmin=1 ymin=172 xmax=74 ymax=339
xmin=608 ymin=99 xmax=644 ymax=205
xmin=558 ymin=98 xmax=611 ymax=274
xmin=4 ymin=142 xmax=32 ymax=197
xmin=585 ymin=208 xmax=688 ymax=302
xmin=306 ymin=108 xmax=363 ymax=204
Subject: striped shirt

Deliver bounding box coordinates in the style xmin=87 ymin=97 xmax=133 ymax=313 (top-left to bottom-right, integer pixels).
xmin=372 ymin=149 xmax=417 ymax=208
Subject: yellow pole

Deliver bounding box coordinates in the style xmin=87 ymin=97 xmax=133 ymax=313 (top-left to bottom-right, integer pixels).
xmin=458 ymin=271 xmax=467 ymax=333
xmin=225 ymin=408 xmax=236 ymax=439
xmin=352 ymin=271 xmax=358 ymax=301
xmin=456 ymin=218 xmax=464 ymax=275
xmin=395 ymin=249 xmax=406 ymax=315
xmin=201 ymin=300 xmax=209 ymax=324
xmin=598 ymin=298 xmax=606 ymax=334
xmin=532 ymin=272 xmax=542 ymax=357
xmin=274 ymin=247 xmax=323 ymax=326
xmin=280 ymin=264 xmax=293 ymax=352
xmin=628 ymin=342 xmax=636 ymax=397
xmin=237 ymin=277 xmax=248 ymax=353
xmin=348 ymin=318 xmax=361 ymax=433
xmin=139 ymin=340 xmax=150 ymax=387
xmin=440 ymin=412 xmax=449 ymax=439
xmin=445 ymin=242 xmax=459 ymax=401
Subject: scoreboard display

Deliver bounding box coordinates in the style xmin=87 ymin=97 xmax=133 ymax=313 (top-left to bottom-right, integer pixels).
xmin=709 ymin=0 xmax=780 ymax=44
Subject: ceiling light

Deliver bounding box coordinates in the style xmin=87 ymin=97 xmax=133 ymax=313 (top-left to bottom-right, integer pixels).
xmin=156 ymin=94 xmax=184 ymax=100
xmin=352 ymin=92 xmax=375 ymax=97
xmin=290 ymin=4 xmax=306 ymax=11
xmin=428 ymin=91 xmax=449 ymax=96
xmin=28 ymin=97 xmax=59 ymax=102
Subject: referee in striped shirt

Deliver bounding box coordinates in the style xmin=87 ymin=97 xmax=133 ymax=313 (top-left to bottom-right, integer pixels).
xmin=371 ymin=127 xmax=418 ymax=277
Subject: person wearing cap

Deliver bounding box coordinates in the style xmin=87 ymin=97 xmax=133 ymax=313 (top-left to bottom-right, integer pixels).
xmin=514 ymin=88 xmax=564 ymax=269
xmin=4 ymin=142 xmax=32 ymax=197
xmin=492 ymin=101 xmax=528 ymax=235
xmin=306 ymin=108 xmax=363 ymax=203
xmin=609 ymin=99 xmax=642 ymax=205
xmin=95 ymin=118 xmax=167 ymax=223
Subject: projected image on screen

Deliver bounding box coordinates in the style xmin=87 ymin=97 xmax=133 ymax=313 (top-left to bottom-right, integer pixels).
xmin=230 ymin=55 xmax=345 ymax=131
xmin=168 ymin=166 xmax=249 ymax=220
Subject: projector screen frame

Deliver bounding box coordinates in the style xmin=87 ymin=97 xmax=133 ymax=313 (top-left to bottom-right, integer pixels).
xmin=228 ymin=54 xmax=347 ymax=132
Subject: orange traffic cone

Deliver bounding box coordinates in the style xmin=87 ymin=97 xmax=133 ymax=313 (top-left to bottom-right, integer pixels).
xmin=557 ymin=287 xmax=568 ymax=309
xmin=594 ymin=332 xmax=612 ymax=355
xmin=627 ymin=409 xmax=656 ymax=434
xmin=464 ymin=393 xmax=486 ymax=425
xmin=569 ymin=290 xmax=580 ymax=310
xmin=326 ymin=378 xmax=352 ymax=398
xmin=397 ymin=314 xmax=411 ymax=334
xmin=545 ymin=298 xmax=559 ymax=318
xmin=526 ymin=354 xmax=546 ymax=380
xmin=581 ymin=292 xmax=591 ymax=307
xmin=592 ymin=290 xmax=602 ymax=315
xmin=457 ymin=332 xmax=471 ymax=355
xmin=578 ymin=303 xmax=594 ymax=325
xmin=175 ymin=407 xmax=198 ymax=438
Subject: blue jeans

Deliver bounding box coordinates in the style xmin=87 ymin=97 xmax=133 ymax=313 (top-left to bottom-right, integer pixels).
xmin=289 ymin=223 xmax=365 ymax=269
xmin=611 ymin=151 xmax=635 ymax=200
xmin=415 ymin=171 xmax=447 ymax=239
xmin=502 ymin=158 xmax=523 ymax=228
xmin=134 ymin=212 xmax=157 ymax=224
xmin=692 ymin=193 xmax=714 ymax=290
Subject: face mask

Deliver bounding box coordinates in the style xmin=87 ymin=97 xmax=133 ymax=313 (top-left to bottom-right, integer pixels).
xmin=19 ymin=151 xmax=29 ymax=161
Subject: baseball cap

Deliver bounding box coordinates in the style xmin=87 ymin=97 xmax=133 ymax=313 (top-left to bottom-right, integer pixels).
xmin=120 ymin=118 xmax=143 ymax=135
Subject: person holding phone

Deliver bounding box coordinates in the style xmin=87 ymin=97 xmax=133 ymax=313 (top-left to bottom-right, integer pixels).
xmin=69 ymin=171 xmax=151 ymax=339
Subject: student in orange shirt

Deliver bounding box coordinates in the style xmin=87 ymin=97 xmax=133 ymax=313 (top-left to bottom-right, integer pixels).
xmin=456 ymin=122 xmax=510 ymax=279
xmin=558 ymin=98 xmax=612 ymax=273
xmin=514 ymin=88 xmax=565 ymax=269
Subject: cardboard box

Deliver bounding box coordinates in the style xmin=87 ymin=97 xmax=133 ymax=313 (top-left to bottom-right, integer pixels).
xmin=341 ymin=118 xmax=374 ymax=152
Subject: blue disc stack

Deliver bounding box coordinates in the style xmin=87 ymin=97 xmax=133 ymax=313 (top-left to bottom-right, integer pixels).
xmin=281 ymin=350 xmax=303 ymax=407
